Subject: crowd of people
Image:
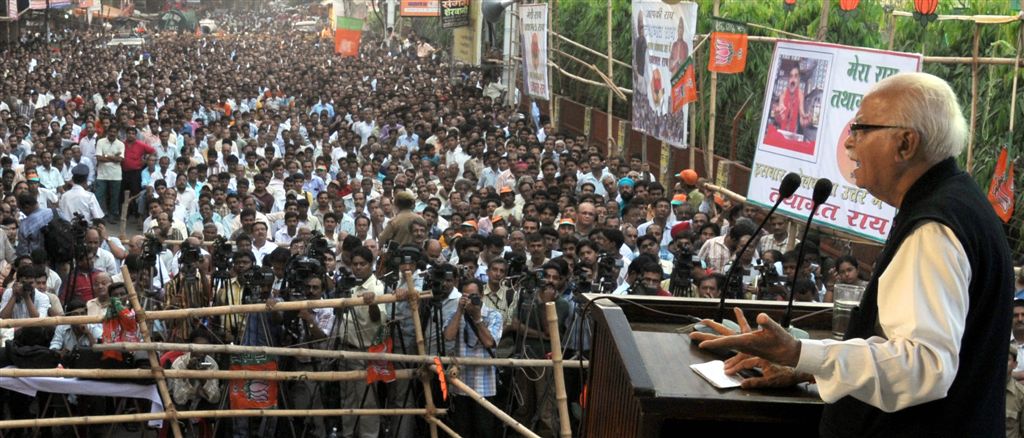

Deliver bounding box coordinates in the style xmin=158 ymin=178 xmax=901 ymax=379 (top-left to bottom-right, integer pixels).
xmin=0 ymin=4 xmax=1022 ymax=438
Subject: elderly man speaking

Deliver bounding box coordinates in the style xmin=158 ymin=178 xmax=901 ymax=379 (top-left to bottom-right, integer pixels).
xmin=692 ymin=72 xmax=1013 ymax=437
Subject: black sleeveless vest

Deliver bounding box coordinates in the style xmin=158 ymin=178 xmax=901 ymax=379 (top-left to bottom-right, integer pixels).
xmin=819 ymin=158 xmax=1013 ymax=437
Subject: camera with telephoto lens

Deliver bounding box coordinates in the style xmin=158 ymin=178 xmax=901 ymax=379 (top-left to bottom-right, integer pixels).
xmin=469 ymin=294 xmax=482 ymax=307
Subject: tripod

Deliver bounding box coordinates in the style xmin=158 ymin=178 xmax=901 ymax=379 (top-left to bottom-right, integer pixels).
xmin=163 ymin=262 xmax=209 ymax=342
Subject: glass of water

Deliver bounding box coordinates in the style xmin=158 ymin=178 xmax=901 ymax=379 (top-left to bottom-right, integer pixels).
xmin=832 ymin=284 xmax=866 ymax=339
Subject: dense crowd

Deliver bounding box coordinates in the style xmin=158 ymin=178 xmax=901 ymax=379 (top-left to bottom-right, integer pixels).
xmin=1 ymin=4 xmax=1023 ymax=438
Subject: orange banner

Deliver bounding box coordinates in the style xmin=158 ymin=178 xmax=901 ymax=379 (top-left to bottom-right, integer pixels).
xmin=708 ymin=32 xmax=748 ymax=74
xmin=988 ymin=146 xmax=1015 ymax=223
xmin=334 ymin=29 xmax=362 ymax=57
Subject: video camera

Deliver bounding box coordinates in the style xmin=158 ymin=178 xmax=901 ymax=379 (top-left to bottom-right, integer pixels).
xmin=140 ymin=234 xmax=163 ymax=268
xmin=178 ymin=240 xmax=203 ymax=267
xmin=668 ymin=245 xmax=701 ymax=297
xmin=423 ymin=263 xmax=457 ymax=303
xmin=210 ymin=237 xmax=233 ymax=279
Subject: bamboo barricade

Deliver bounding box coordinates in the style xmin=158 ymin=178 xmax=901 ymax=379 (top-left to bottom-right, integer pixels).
xmin=405 ymin=271 xmax=440 ymax=438
xmin=91 ymin=342 xmax=589 ymax=369
xmin=122 ymin=265 xmax=183 ymax=438
xmin=444 ymin=373 xmax=541 ymax=438
xmin=424 ymin=414 xmax=462 ymax=438
xmin=0 ymin=292 xmax=431 ymax=329
xmin=0 ymin=408 xmax=445 ymax=430
xmin=546 ymin=302 xmax=572 ymax=438
xmin=0 ymin=367 xmax=417 ymax=381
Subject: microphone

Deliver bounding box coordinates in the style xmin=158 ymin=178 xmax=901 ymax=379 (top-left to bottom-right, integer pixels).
xmin=716 ymin=172 xmax=801 ymax=323
xmin=780 ymin=178 xmax=833 ymax=328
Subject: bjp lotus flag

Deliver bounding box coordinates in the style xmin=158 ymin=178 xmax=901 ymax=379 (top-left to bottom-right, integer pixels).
xmin=334 ymin=17 xmax=363 ymax=57
xmin=987 ymin=145 xmax=1015 ymax=223
xmin=671 ymin=57 xmax=697 ymax=113
xmin=707 ymin=18 xmax=747 ymax=74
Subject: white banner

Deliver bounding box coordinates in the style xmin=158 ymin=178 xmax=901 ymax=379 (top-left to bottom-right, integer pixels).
xmin=520 ymin=4 xmax=549 ymax=101
xmin=630 ymin=0 xmax=697 ymax=149
xmin=747 ymin=40 xmax=922 ymax=243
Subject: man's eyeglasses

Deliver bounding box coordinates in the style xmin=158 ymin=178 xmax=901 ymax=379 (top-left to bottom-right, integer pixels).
xmin=848 ymin=123 xmax=912 ymax=139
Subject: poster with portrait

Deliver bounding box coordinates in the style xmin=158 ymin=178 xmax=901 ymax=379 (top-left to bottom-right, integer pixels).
xmin=521 ymin=4 xmax=550 ymax=100
xmin=747 ymin=40 xmax=922 ymax=243
xmin=631 ymin=0 xmax=697 ymax=149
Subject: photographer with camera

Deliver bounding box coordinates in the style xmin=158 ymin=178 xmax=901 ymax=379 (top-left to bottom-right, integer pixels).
xmin=286 ymin=274 xmax=333 ymax=438
xmin=338 ymin=245 xmax=385 ymax=438
xmin=443 ymin=278 xmax=502 ymax=437
xmin=1 ymin=264 xmax=51 ymax=319
xmin=512 ymin=261 xmax=571 ymax=437
xmin=169 ymin=328 xmax=221 ymax=437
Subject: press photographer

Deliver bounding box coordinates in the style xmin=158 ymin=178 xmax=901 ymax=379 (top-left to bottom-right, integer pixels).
xmin=443 ymin=279 xmax=502 ymax=437
xmin=338 ymin=245 xmax=385 ymax=438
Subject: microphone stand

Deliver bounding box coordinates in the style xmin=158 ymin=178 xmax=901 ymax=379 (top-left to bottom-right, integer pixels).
xmin=781 ymin=205 xmax=821 ymax=329
xmin=719 ymin=208 xmax=778 ymax=322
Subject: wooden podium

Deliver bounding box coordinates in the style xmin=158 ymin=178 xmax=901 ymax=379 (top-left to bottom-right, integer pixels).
xmin=581 ymin=295 xmax=831 ymax=437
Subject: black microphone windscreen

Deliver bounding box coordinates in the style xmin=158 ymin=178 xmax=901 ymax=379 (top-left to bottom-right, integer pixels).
xmin=812 ymin=178 xmax=833 ymax=205
xmin=779 ymin=172 xmax=801 ymax=199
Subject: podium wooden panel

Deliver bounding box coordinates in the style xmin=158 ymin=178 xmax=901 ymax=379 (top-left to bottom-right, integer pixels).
xmin=582 ymin=295 xmax=829 ymax=437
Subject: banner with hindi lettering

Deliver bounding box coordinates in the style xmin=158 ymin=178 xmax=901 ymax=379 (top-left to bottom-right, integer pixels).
xmin=631 ymin=0 xmax=697 ymax=149
xmin=441 ymin=0 xmax=469 ymax=29
xmin=521 ymin=4 xmax=549 ymax=100
xmin=747 ymin=40 xmax=922 ymax=243
xmin=400 ymin=0 xmax=438 ymax=17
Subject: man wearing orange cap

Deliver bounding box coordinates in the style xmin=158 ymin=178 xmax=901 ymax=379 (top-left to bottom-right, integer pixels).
xmin=679 ymin=168 xmax=706 ymax=212
xmin=493 ymin=186 xmax=522 ymax=225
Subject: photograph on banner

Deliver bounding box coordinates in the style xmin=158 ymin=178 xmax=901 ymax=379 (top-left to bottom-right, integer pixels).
xmin=762 ymin=51 xmax=831 ymax=160
xmin=521 ymin=4 xmax=550 ymax=100
xmin=748 ymin=40 xmax=922 ymax=243
xmin=631 ymin=0 xmax=697 ymax=149
xmin=441 ymin=0 xmax=470 ymax=29
xmin=400 ymin=0 xmax=438 ymax=17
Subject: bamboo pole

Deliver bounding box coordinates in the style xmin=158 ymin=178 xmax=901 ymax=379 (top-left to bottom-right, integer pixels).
xmin=445 ymin=374 xmax=541 ymax=438
xmin=0 ymin=366 xmax=417 ymax=381
xmin=0 ymin=408 xmax=446 ymax=430
xmin=968 ymin=23 xmax=980 ymax=174
xmin=816 ymin=0 xmax=829 ymax=42
xmin=706 ymin=0 xmax=720 ymax=182
xmin=546 ymin=302 xmax=572 ymax=438
xmin=606 ymin=0 xmax=614 ymax=159
xmin=405 ymin=271 xmax=439 ymax=438
xmin=550 ymin=31 xmax=631 ymax=70
xmin=92 ymin=341 xmax=588 ymax=369
xmin=122 ymin=266 xmax=183 ymax=438
xmin=0 ymin=293 xmax=430 ymax=329
xmin=1011 ymin=23 xmax=1022 ymax=133
xmin=423 ymin=415 xmax=462 ymax=438
xmin=551 ymin=48 xmax=626 ymax=100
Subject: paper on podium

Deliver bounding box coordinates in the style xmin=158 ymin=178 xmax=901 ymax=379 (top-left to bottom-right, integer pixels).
xmin=690 ymin=360 xmax=744 ymax=389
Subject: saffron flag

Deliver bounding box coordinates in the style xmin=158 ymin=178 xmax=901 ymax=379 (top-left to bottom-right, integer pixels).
xmin=988 ymin=146 xmax=1015 ymax=223
xmin=671 ymin=57 xmax=697 ymax=113
xmin=334 ymin=17 xmax=363 ymax=57
xmin=708 ymin=18 xmax=748 ymax=74
xmin=229 ymin=353 xmax=279 ymax=409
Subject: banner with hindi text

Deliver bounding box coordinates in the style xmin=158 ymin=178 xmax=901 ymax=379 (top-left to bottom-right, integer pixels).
xmin=747 ymin=40 xmax=922 ymax=243
xmin=631 ymin=0 xmax=697 ymax=149
xmin=400 ymin=0 xmax=438 ymax=17
xmin=441 ymin=0 xmax=469 ymax=29
xmin=521 ymin=4 xmax=550 ymax=100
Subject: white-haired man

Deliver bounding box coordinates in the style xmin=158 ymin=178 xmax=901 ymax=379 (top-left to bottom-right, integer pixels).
xmin=693 ymin=72 xmax=1013 ymax=436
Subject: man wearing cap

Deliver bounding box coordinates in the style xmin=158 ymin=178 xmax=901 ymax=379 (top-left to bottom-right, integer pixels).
xmin=494 ymin=186 xmax=522 ymax=225
xmin=59 ymin=165 xmax=104 ymax=223
xmin=26 ymin=170 xmax=57 ymax=210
